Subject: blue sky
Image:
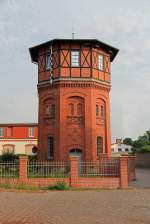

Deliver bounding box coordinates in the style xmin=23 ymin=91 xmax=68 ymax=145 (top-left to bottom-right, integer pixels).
xmin=0 ymin=0 xmax=150 ymax=141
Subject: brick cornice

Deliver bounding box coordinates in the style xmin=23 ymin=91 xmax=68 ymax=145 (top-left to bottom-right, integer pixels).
xmin=38 ymin=78 xmax=111 ymax=92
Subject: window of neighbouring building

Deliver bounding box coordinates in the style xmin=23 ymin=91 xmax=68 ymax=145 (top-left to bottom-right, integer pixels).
xmin=125 ymin=148 xmax=129 ymax=152
xmin=97 ymin=136 xmax=103 ymax=156
xmin=7 ymin=127 xmax=13 ymax=137
xmin=25 ymin=145 xmax=35 ymax=155
xmin=0 ymin=127 xmax=4 ymax=137
xmin=118 ymin=148 xmax=122 ymax=152
xmin=48 ymin=136 xmax=54 ymax=159
xmin=71 ymin=51 xmax=80 ymax=67
xmin=112 ymin=148 xmax=114 ymax=152
xmin=2 ymin=145 xmax=15 ymax=153
xmin=98 ymin=55 xmax=104 ymax=71
xmin=28 ymin=127 xmax=34 ymax=137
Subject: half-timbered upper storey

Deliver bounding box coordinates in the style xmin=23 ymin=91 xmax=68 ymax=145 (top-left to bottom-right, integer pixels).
xmin=29 ymin=39 xmax=119 ymax=84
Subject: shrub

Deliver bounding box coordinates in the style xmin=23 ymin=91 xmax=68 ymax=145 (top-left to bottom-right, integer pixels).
xmin=46 ymin=181 xmax=70 ymax=190
xmin=1 ymin=151 xmax=17 ymax=162
xmin=136 ymin=145 xmax=150 ymax=153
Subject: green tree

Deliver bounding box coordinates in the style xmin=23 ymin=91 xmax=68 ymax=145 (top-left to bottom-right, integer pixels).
xmin=123 ymin=138 xmax=133 ymax=146
xmin=133 ymin=130 xmax=150 ymax=153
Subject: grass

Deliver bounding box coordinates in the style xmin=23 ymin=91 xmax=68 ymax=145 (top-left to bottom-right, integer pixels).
xmin=0 ymin=183 xmax=39 ymax=191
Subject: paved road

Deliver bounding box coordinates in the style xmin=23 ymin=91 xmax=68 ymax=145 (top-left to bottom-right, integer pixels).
xmin=129 ymin=168 xmax=150 ymax=188
xmin=0 ymin=189 xmax=150 ymax=224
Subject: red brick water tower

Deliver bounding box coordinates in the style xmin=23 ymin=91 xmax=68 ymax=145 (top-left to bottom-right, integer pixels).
xmin=29 ymin=39 xmax=118 ymax=161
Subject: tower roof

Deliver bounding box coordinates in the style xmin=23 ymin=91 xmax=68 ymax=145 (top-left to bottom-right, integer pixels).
xmin=29 ymin=38 xmax=119 ymax=63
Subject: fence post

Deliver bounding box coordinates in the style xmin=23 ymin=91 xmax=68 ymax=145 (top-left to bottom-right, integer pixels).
xmin=19 ymin=156 xmax=28 ymax=183
xmin=120 ymin=155 xmax=128 ymax=188
xmin=70 ymin=156 xmax=79 ymax=188
xmin=128 ymin=156 xmax=136 ymax=181
xmin=100 ymin=153 xmax=109 ymax=160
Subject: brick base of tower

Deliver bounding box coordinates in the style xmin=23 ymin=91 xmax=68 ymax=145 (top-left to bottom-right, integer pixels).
xmin=37 ymin=80 xmax=111 ymax=161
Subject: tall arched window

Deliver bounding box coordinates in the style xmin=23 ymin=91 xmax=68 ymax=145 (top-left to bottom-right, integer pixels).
xmin=97 ymin=136 xmax=103 ymax=156
xmin=44 ymin=98 xmax=55 ymax=118
xmin=69 ymin=103 xmax=74 ymax=115
xmin=100 ymin=105 xmax=104 ymax=117
xmin=96 ymin=105 xmax=99 ymax=117
xmin=77 ymin=103 xmax=82 ymax=115
xmin=51 ymin=104 xmax=55 ymax=118
xmin=45 ymin=105 xmax=51 ymax=116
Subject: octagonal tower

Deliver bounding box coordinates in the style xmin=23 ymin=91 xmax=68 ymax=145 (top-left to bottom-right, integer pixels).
xmin=29 ymin=39 xmax=119 ymax=161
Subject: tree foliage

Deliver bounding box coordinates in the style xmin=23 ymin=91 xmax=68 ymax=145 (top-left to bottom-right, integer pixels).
xmin=123 ymin=138 xmax=133 ymax=146
xmin=123 ymin=130 xmax=150 ymax=153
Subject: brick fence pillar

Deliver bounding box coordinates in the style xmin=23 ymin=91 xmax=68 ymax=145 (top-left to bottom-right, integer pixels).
xmin=128 ymin=156 xmax=136 ymax=181
xmin=100 ymin=153 xmax=109 ymax=160
xmin=70 ymin=156 xmax=79 ymax=188
xmin=120 ymin=155 xmax=128 ymax=188
xmin=19 ymin=156 xmax=28 ymax=183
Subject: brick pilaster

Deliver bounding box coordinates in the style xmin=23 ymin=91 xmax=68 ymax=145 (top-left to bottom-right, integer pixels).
xmin=19 ymin=156 xmax=28 ymax=182
xmin=120 ymin=155 xmax=128 ymax=188
xmin=70 ymin=156 xmax=79 ymax=187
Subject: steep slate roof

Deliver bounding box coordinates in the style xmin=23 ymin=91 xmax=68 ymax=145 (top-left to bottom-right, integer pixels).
xmin=29 ymin=38 xmax=119 ymax=63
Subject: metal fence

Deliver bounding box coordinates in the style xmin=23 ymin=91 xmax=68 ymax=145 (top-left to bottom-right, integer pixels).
xmin=27 ymin=161 xmax=70 ymax=178
xmin=0 ymin=161 xmax=19 ymax=178
xmin=79 ymin=158 xmax=120 ymax=177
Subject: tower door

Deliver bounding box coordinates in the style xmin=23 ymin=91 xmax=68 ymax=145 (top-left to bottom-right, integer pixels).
xmin=69 ymin=148 xmax=82 ymax=162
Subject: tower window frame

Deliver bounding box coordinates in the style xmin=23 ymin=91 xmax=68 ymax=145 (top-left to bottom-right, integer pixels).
xmin=71 ymin=51 xmax=80 ymax=67
xmin=97 ymin=136 xmax=103 ymax=156
xmin=96 ymin=105 xmax=99 ymax=117
xmin=28 ymin=127 xmax=35 ymax=138
xmin=45 ymin=53 xmax=52 ymax=71
xmin=51 ymin=104 xmax=55 ymax=118
xmin=0 ymin=127 xmax=4 ymax=137
xmin=100 ymin=105 xmax=104 ymax=117
xmin=98 ymin=55 xmax=104 ymax=71
xmin=48 ymin=136 xmax=54 ymax=159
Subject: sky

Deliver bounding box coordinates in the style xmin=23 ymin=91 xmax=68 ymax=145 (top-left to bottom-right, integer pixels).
xmin=0 ymin=0 xmax=150 ymax=141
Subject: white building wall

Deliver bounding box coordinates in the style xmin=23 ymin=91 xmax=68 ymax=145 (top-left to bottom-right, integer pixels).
xmin=111 ymin=143 xmax=132 ymax=154
xmin=0 ymin=139 xmax=38 ymax=155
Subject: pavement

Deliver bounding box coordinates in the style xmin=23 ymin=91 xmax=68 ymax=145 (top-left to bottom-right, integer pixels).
xmin=129 ymin=168 xmax=150 ymax=188
xmin=0 ymin=189 xmax=150 ymax=224
xmin=0 ymin=168 xmax=150 ymax=224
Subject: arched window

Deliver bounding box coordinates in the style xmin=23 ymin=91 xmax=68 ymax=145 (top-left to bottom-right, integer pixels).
xmin=69 ymin=103 xmax=74 ymax=115
xmin=96 ymin=105 xmax=99 ymax=117
xmin=97 ymin=136 xmax=103 ymax=156
xmin=3 ymin=145 xmax=15 ymax=154
xmin=77 ymin=103 xmax=82 ymax=115
xmin=51 ymin=104 xmax=55 ymax=118
xmin=101 ymin=105 xmax=104 ymax=117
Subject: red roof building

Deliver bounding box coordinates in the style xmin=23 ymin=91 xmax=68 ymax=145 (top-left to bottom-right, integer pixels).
xmin=0 ymin=123 xmax=38 ymax=155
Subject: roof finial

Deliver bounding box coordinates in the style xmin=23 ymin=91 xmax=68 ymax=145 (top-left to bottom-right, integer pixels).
xmin=72 ymin=23 xmax=75 ymax=39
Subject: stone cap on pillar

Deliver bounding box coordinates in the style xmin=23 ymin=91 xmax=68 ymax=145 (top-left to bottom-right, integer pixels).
xmin=100 ymin=153 xmax=109 ymax=159
xmin=69 ymin=155 xmax=79 ymax=161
